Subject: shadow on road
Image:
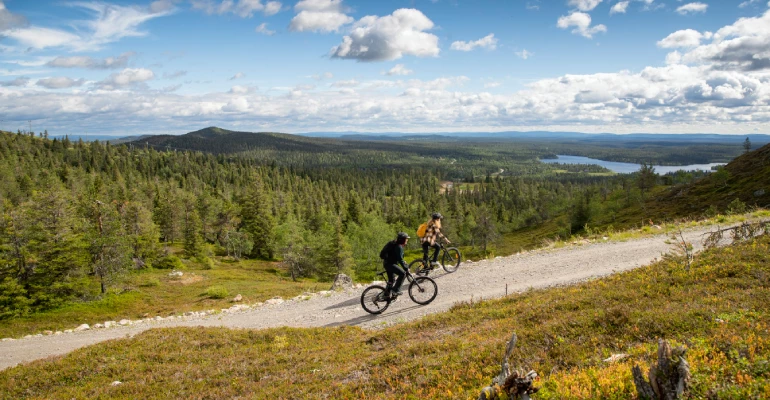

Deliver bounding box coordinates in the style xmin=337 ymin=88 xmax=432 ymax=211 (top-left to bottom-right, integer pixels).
xmin=323 ymin=304 xmax=424 ymax=328
xmin=324 ymin=297 xmax=360 ymax=310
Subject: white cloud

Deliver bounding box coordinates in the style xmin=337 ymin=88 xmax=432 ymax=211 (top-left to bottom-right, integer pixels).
xmin=4 ymin=27 xmax=81 ymax=50
xmin=610 ymin=1 xmax=629 ymax=14
xmin=657 ymin=29 xmax=706 ymax=48
xmin=3 ymin=2 xmax=169 ymax=52
xmin=192 ymin=0 xmax=280 ymax=17
xmin=255 ymin=22 xmax=275 ymax=35
xmin=149 ymin=0 xmax=177 ymax=13
xmin=0 ymin=77 xmax=29 ymax=87
xmin=330 ymin=9 xmax=440 ymax=62
xmin=0 ymin=0 xmax=27 ymax=31
xmin=515 ymin=49 xmax=533 ymax=59
xmin=289 ymin=0 xmax=352 ymax=32
xmin=450 ymin=33 xmax=498 ymax=51
xmin=163 ymin=70 xmax=187 ymax=79
xmin=331 ymin=79 xmax=359 ymax=88
xmin=230 ymin=72 xmax=245 ymax=80
xmin=311 ymin=72 xmax=334 ymax=80
xmin=738 ymin=0 xmax=760 ymax=8
xmin=99 ymin=68 xmax=154 ymax=89
xmin=385 ymin=64 xmax=413 ymax=76
xmin=36 ymin=77 xmax=86 ymax=89
xmin=229 ymin=85 xmax=256 ymax=93
xmin=568 ymin=0 xmax=603 ymax=12
xmin=669 ymin=9 xmax=770 ymax=71
xmin=222 ymin=97 xmax=250 ymax=112
xmin=264 ymin=1 xmax=282 ymax=16
xmin=47 ymin=53 xmax=136 ymax=70
xmin=484 ymin=82 xmax=501 ymax=88
xmin=557 ymin=12 xmax=607 ymax=39
xmin=676 ymin=2 xmax=708 ymax=15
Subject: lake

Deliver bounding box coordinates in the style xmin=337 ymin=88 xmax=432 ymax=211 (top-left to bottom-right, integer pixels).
xmin=540 ymin=155 xmax=725 ymax=174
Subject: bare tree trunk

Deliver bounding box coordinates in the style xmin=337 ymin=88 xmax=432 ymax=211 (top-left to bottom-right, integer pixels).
xmin=632 ymin=339 xmax=691 ymax=400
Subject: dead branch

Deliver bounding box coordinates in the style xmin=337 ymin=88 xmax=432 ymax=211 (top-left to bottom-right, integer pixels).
xmin=632 ymin=339 xmax=691 ymax=400
xmin=702 ymin=220 xmax=770 ymax=249
xmin=478 ymin=332 xmax=540 ymax=400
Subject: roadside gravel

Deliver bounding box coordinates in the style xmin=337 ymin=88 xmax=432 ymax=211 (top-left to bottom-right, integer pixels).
xmin=0 ymin=225 xmax=723 ymax=370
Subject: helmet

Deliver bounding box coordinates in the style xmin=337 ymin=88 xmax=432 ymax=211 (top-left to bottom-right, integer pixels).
xmin=431 ymin=212 xmax=443 ymax=220
xmin=396 ymin=232 xmax=410 ymax=244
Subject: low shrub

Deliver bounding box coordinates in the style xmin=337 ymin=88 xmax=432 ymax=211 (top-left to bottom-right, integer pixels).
xmin=203 ymin=286 xmax=229 ymax=299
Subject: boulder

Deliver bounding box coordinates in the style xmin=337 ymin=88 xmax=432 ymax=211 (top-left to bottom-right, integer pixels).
xmin=104 ymin=321 xmax=117 ymax=328
xmin=330 ymin=273 xmax=353 ymax=291
xmin=93 ymin=323 xmax=105 ymax=329
xmin=118 ymin=319 xmax=131 ymax=326
xmin=74 ymin=324 xmax=91 ymax=332
xmin=232 ymin=294 xmax=243 ymax=302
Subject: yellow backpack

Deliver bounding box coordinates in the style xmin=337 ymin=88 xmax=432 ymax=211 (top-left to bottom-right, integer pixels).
xmin=417 ymin=222 xmax=428 ymax=238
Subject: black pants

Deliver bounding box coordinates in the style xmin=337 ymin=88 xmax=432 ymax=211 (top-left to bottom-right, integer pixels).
xmin=384 ymin=262 xmax=406 ymax=292
xmin=422 ymin=242 xmax=440 ymax=262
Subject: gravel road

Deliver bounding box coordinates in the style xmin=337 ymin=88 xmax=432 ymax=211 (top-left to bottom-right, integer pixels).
xmin=0 ymin=226 xmax=722 ymax=371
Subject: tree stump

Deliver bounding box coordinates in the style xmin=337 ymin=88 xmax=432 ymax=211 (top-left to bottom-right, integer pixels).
xmin=478 ymin=332 xmax=540 ymax=400
xmin=632 ymin=339 xmax=691 ymax=400
xmin=330 ymin=273 xmax=353 ymax=291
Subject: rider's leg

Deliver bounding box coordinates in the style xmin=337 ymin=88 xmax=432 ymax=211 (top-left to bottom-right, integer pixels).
xmin=390 ymin=264 xmax=406 ymax=294
xmin=422 ymin=241 xmax=430 ymax=262
xmin=431 ymin=243 xmax=440 ymax=263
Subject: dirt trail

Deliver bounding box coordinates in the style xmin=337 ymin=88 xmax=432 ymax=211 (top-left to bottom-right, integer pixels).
xmin=0 ymin=226 xmax=720 ymax=371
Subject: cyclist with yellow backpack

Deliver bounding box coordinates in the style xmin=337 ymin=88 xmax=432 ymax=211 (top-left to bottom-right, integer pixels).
xmin=418 ymin=212 xmax=451 ymax=269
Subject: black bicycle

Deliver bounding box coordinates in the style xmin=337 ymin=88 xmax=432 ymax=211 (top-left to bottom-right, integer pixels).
xmin=360 ymin=267 xmax=438 ymax=315
xmin=409 ymin=242 xmax=462 ymax=276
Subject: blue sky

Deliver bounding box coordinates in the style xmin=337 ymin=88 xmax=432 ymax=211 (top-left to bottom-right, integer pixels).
xmin=1 ymin=0 xmax=769 ymax=136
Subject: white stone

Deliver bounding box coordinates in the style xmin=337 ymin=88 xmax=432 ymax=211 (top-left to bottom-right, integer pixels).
xmin=74 ymin=324 xmax=90 ymax=332
xmin=1 ymin=338 xmax=14 ymax=341
xmin=232 ymin=294 xmax=243 ymax=302
xmin=111 ymin=381 xmax=122 ymax=386
xmin=93 ymin=323 xmax=105 ymax=329
xmin=64 ymin=329 xmax=73 ymax=334
xmin=318 ymin=291 xmax=332 ymax=296
xmin=265 ymin=297 xmax=284 ymax=305
xmin=154 ymin=316 xmax=164 ymax=321
xmin=34 ymin=334 xmax=43 ymax=337
xmin=23 ymin=335 xmax=33 ymax=339
xmin=118 ymin=319 xmax=131 ymax=326
xmin=104 ymin=321 xmax=116 ymax=328
xmin=54 ymin=331 xmax=62 ymax=335
xmin=168 ymin=270 xmax=183 ymax=277
xmin=44 ymin=330 xmax=53 ymax=335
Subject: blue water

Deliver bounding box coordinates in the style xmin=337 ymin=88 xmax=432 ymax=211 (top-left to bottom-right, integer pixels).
xmin=540 ymin=155 xmax=725 ymax=174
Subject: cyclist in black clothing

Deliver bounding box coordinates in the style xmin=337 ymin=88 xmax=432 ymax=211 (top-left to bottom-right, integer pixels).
xmin=382 ymin=232 xmax=410 ymax=297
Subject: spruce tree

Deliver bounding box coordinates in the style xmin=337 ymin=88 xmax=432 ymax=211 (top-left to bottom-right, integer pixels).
xmin=240 ymin=178 xmax=275 ymax=259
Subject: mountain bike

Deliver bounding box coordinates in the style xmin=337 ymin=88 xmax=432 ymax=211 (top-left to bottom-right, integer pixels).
xmin=360 ymin=267 xmax=438 ymax=315
xmin=409 ymin=242 xmax=462 ymax=276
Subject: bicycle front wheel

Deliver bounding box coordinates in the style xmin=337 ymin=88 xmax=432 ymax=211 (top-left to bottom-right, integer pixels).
xmin=408 ymin=277 xmax=438 ymax=305
xmin=442 ymin=247 xmax=462 ymax=273
xmin=409 ymin=259 xmax=429 ymax=276
xmin=361 ymin=285 xmax=391 ymax=314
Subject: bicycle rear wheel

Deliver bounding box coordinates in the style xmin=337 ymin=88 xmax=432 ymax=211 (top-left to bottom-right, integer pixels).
xmin=409 ymin=259 xmax=430 ymax=276
xmin=441 ymin=247 xmax=462 ymax=273
xmin=361 ymin=285 xmax=391 ymax=314
xmin=408 ymin=277 xmax=438 ymax=305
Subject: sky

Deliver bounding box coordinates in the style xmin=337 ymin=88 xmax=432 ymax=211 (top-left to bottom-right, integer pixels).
xmin=0 ymin=0 xmax=769 ymax=136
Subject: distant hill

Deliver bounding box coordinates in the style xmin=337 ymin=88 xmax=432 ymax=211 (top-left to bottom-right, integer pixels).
xmin=132 ymin=127 xmax=335 ymax=154
xmin=304 ymin=131 xmax=770 ymax=146
xmin=642 ymin=143 xmax=770 ymax=220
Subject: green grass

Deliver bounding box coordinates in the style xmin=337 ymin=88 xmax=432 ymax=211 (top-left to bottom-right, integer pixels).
xmin=0 ymin=256 xmax=328 ymax=339
xmin=2 ymin=233 xmax=769 ymax=398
